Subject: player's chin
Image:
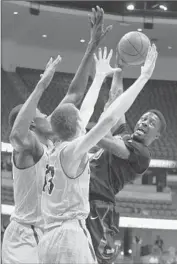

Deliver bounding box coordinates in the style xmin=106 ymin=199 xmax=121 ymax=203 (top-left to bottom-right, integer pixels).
xmin=132 ymin=132 xmax=145 ymax=142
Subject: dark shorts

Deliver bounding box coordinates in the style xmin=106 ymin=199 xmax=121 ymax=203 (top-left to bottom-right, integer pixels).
xmin=86 ymin=200 xmax=120 ymax=264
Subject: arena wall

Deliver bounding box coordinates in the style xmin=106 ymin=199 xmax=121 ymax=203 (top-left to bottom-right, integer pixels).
xmin=2 ymin=40 xmax=177 ymax=81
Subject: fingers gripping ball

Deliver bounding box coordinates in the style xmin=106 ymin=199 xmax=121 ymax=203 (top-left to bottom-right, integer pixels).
xmin=118 ymin=31 xmax=151 ymax=66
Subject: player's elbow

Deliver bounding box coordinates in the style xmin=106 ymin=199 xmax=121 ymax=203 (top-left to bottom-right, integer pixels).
xmin=104 ymin=115 xmax=117 ymax=128
xmin=10 ymin=131 xmax=19 ymax=144
xmin=62 ymin=92 xmax=83 ymax=108
xmin=74 ymin=93 xmax=84 ymax=108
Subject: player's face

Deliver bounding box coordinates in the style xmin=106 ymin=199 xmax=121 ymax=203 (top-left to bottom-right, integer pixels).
xmin=133 ymin=112 xmax=161 ymax=146
xmin=33 ymin=109 xmax=53 ymax=135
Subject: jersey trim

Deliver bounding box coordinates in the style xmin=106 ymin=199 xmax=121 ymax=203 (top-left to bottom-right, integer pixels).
xmin=12 ymin=145 xmax=46 ymax=170
xmin=59 ymin=145 xmax=89 ymax=180
xmin=31 ymin=225 xmax=39 ymax=244
xmin=78 ymin=220 xmax=96 ymax=261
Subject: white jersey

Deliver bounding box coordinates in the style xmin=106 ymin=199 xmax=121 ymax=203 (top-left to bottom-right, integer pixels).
xmin=11 ymin=145 xmax=49 ymax=228
xmin=42 ymin=142 xmax=90 ymax=230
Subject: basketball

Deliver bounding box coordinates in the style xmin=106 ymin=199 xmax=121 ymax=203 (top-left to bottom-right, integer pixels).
xmin=118 ymin=31 xmax=151 ymax=66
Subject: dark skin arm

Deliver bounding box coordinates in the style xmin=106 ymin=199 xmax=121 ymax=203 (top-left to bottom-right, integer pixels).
xmin=10 ymin=56 xmax=62 ymax=169
xmin=47 ymin=6 xmax=112 ymax=120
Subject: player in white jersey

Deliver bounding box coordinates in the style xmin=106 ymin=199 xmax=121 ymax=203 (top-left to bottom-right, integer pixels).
xmin=38 ymin=44 xmax=157 ymax=263
xmin=2 ymin=56 xmax=61 ymax=264
xmin=2 ymin=7 xmax=112 ymax=264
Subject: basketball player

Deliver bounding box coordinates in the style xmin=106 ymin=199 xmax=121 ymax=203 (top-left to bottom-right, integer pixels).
xmin=38 ymin=45 xmax=157 ymax=263
xmin=2 ymin=56 xmax=62 ymax=264
xmin=2 ymin=7 xmax=112 ymax=264
xmin=85 ymin=48 xmax=166 ymax=264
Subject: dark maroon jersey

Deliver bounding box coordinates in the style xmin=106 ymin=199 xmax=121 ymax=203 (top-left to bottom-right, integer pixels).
xmin=89 ymin=124 xmax=151 ymax=203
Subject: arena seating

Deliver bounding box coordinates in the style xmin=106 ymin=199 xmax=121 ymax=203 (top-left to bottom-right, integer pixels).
xmin=1 ymin=67 xmax=177 ymax=160
xmin=2 ymin=183 xmax=177 ymax=219
xmin=15 ymin=67 xmax=108 ymax=119
xmin=1 ymin=69 xmax=23 ymax=142
xmin=115 ymin=197 xmax=177 ymax=219
xmin=1 ymin=186 xmax=14 ymax=205
xmin=115 ymin=183 xmax=177 ymax=219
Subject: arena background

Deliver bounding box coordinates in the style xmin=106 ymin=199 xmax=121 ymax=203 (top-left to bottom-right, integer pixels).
xmin=1 ymin=1 xmax=177 ymax=263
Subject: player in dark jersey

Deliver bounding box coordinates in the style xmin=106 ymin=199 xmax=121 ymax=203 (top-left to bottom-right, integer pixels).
xmin=86 ymin=52 xmax=166 ymax=264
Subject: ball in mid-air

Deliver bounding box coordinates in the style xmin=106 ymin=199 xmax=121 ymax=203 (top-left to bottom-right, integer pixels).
xmin=118 ymin=31 xmax=151 ymax=66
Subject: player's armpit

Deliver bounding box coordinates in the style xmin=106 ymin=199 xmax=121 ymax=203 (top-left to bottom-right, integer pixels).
xmin=63 ymin=116 xmax=115 ymax=165
xmin=61 ymin=137 xmax=88 ymax=177
xmin=112 ymin=122 xmax=128 ymax=136
xmin=10 ymin=130 xmax=43 ymax=155
xmin=97 ymin=136 xmax=130 ymax=159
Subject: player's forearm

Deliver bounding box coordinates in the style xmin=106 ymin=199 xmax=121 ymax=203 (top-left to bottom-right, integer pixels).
xmin=60 ymin=41 xmax=97 ymax=107
xmin=104 ymin=74 xmax=148 ymax=124
xmin=80 ymin=73 xmax=105 ymax=128
xmin=100 ymin=70 xmax=125 ymax=126
xmin=104 ymin=70 xmax=124 ymax=111
xmin=109 ymin=71 xmax=126 ymax=127
xmin=98 ymin=136 xmax=130 ymax=159
xmin=10 ymin=83 xmax=44 ymax=141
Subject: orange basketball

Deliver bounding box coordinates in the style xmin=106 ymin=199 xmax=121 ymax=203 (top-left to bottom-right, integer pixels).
xmin=118 ymin=31 xmax=151 ymax=65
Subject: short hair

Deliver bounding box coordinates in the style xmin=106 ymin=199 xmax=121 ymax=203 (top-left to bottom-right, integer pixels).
xmin=8 ymin=104 xmax=43 ymax=129
xmin=147 ymin=109 xmax=166 ymax=134
xmin=50 ymin=103 xmax=79 ymax=141
xmin=8 ymin=104 xmax=23 ymax=128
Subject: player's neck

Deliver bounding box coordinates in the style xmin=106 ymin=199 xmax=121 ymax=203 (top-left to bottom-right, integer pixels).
xmin=36 ymin=133 xmax=49 ymax=147
xmin=131 ymin=134 xmax=148 ymax=147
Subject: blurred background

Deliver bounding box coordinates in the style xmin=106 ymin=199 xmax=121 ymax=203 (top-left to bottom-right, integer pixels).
xmin=1 ymin=1 xmax=177 ymax=263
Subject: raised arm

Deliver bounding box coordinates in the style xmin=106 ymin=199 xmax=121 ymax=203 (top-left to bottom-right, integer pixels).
xmin=80 ymin=47 xmax=121 ymax=128
xmin=67 ymin=44 xmax=158 ymax=160
xmin=97 ymin=65 xmax=130 ymax=159
xmin=47 ymin=6 xmax=112 ymax=121
xmin=10 ymin=56 xmax=61 ymax=152
xmin=97 ymin=53 xmax=128 ymax=157
xmin=104 ymin=53 xmax=126 ymax=129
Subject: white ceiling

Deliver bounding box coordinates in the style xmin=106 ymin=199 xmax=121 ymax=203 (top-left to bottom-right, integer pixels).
xmin=2 ymin=1 xmax=177 ymax=58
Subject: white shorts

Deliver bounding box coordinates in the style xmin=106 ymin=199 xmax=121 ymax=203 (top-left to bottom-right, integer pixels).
xmin=38 ymin=219 xmax=97 ymax=264
xmin=2 ymin=220 xmax=43 ymax=264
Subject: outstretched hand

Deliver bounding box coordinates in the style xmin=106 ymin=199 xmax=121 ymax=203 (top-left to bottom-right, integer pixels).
xmin=89 ymin=6 xmax=112 ymax=47
xmin=141 ymin=44 xmax=158 ymax=79
xmin=39 ymin=55 xmax=62 ymax=90
xmin=94 ymin=47 xmax=122 ymax=77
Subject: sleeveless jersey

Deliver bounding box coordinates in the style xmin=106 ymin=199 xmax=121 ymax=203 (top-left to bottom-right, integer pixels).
xmin=11 ymin=145 xmax=49 ymax=228
xmin=41 ymin=142 xmax=90 ymax=230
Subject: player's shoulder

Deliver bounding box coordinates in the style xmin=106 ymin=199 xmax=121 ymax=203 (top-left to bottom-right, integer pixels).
xmin=124 ymin=138 xmax=150 ymax=174
xmin=53 ymin=141 xmax=68 ymax=151
xmin=113 ymin=123 xmax=129 ymax=137
xmin=124 ymin=135 xmax=150 ymax=157
xmin=90 ymin=148 xmax=105 ymax=161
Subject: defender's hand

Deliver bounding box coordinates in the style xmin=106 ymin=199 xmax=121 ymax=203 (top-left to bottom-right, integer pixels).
xmin=94 ymin=47 xmax=121 ymax=77
xmin=89 ymin=6 xmax=112 ymax=47
xmin=39 ymin=55 xmax=62 ymax=90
